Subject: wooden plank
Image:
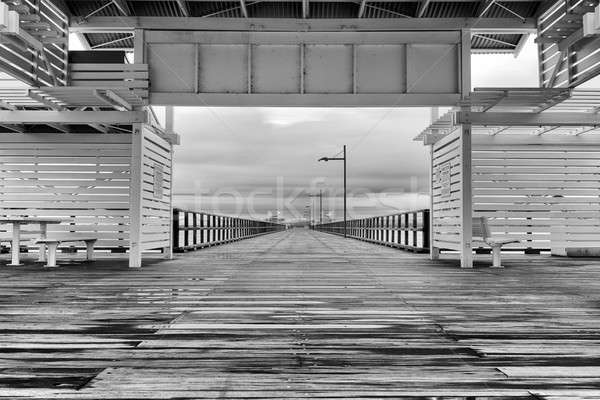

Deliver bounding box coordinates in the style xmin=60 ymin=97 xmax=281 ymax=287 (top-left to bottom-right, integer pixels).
xmin=8 ymin=228 xmax=600 ymax=397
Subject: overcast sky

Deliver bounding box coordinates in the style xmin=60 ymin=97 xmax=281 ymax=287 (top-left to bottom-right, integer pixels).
xmin=158 ymin=36 xmax=546 ymax=221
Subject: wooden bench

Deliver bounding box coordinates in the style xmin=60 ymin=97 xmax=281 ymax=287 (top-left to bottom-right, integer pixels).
xmin=36 ymin=237 xmax=97 ymax=268
xmin=472 ymin=217 xmax=520 ymax=268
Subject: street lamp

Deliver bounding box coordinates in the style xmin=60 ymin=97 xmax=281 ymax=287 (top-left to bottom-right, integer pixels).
xmin=318 ymin=145 xmax=347 ymax=238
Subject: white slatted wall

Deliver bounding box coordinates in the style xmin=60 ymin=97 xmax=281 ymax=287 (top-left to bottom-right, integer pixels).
xmin=472 ymin=135 xmax=600 ymax=254
xmin=431 ymin=129 xmax=463 ymax=251
xmin=140 ymin=127 xmax=172 ymax=252
xmin=0 ymin=133 xmax=131 ymax=249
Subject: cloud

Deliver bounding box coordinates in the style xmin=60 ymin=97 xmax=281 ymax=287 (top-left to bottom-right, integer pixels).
xmin=168 ymin=40 xmax=564 ymax=220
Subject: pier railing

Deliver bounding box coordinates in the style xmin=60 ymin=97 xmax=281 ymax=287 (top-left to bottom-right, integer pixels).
xmin=173 ymin=208 xmax=285 ymax=252
xmin=312 ymin=209 xmax=430 ymax=253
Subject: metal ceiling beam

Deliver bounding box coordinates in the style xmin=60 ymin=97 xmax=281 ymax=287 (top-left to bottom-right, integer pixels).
xmin=112 ymin=0 xmax=132 ymax=16
xmin=416 ymin=0 xmax=431 ymax=17
xmin=175 ymin=0 xmax=191 ymax=16
xmin=71 ymin=16 xmax=537 ymax=32
xmin=0 ymin=124 xmax=26 ymax=133
xmin=476 ymin=0 xmax=495 ymax=16
xmin=239 ymin=0 xmax=248 ymax=17
xmin=302 ymin=0 xmax=309 ymax=18
xmin=357 ymin=0 xmax=367 ymax=17
xmin=65 ymin=0 xmax=540 ymax=2
xmin=149 ymin=93 xmax=462 ymax=106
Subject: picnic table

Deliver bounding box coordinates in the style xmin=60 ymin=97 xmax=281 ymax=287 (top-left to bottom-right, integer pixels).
xmin=0 ymin=218 xmax=66 ymax=266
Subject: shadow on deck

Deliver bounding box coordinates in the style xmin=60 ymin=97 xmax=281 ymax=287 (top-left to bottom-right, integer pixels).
xmin=0 ymin=228 xmax=599 ymax=399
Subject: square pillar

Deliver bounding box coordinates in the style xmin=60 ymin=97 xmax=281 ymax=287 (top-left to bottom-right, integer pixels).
xmin=129 ymin=123 xmax=143 ymax=268
xmin=459 ymin=123 xmax=473 ymax=268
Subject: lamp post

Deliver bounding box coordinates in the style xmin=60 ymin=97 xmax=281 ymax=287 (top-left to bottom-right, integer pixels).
xmin=318 ymin=145 xmax=347 ymax=238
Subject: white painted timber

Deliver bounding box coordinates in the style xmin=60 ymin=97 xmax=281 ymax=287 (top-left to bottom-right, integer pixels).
xmin=471 ymin=134 xmax=600 ymax=255
xmin=431 ymin=128 xmax=462 ymax=252
xmin=142 ymin=30 xmax=464 ymax=106
xmin=140 ymin=126 xmax=172 ymax=253
xmin=0 ymin=133 xmax=131 ymax=250
xmin=70 ymin=17 xmax=537 ymax=33
xmin=0 ymin=111 xmax=147 ymax=124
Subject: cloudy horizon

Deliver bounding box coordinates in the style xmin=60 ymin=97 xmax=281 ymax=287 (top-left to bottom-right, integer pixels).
xmin=164 ymin=36 xmax=544 ymax=222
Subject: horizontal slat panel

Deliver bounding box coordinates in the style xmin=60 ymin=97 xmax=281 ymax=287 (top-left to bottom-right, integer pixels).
xmin=472 ymin=141 xmax=600 ymax=252
xmin=0 ymin=135 xmax=131 ymax=250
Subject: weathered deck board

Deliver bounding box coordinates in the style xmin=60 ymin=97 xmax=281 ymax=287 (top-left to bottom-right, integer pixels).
xmin=1 ymin=228 xmax=600 ymax=399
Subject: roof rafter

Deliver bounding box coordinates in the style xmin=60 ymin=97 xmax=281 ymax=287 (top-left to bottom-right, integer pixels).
xmin=175 ymin=0 xmax=191 ymax=16
xmin=112 ymin=0 xmax=132 ymax=16
xmin=302 ymin=0 xmax=309 ymax=18
xmin=476 ymin=0 xmax=495 ymax=17
xmin=363 ymin=4 xmax=411 ymax=17
xmin=357 ymin=0 xmax=367 ymax=17
xmin=416 ymin=0 xmax=431 ymax=17
xmin=71 ymin=16 xmax=536 ymax=31
xmin=0 ymin=124 xmax=25 ymax=133
xmin=239 ymin=0 xmax=248 ymax=17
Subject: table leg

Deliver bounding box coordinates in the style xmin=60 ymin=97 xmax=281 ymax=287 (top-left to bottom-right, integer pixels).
xmin=38 ymin=222 xmax=47 ymax=262
xmin=8 ymin=223 xmax=22 ymax=266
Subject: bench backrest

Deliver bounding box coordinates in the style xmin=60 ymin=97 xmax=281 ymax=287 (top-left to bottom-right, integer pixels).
xmin=472 ymin=217 xmax=491 ymax=240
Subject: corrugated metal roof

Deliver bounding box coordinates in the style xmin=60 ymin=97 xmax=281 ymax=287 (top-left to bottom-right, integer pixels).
xmin=422 ymin=2 xmax=475 ymax=18
xmin=472 ymin=33 xmax=521 ymax=50
xmin=362 ymin=2 xmax=415 ymax=18
xmin=66 ymin=0 xmax=544 ymax=52
xmin=249 ymin=2 xmax=301 ymax=18
xmin=131 ymin=1 xmax=183 ymax=16
xmin=85 ymin=32 xmax=134 ymax=49
xmin=68 ymin=0 xmax=121 ymax=17
xmin=66 ymin=0 xmax=543 ymax=18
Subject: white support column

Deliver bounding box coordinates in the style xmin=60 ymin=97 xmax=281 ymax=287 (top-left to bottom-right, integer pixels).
xmin=458 ymin=25 xmax=473 ymax=270
xmin=131 ymin=29 xmax=146 ymax=268
xmin=134 ymin=28 xmax=145 ymax=63
xmin=129 ymin=123 xmax=144 ymax=268
xmin=460 ymin=28 xmax=471 ymax=98
xmin=429 ymin=107 xmax=439 ymax=260
xmin=164 ymin=107 xmax=174 ymax=260
xmin=459 ymin=123 xmax=473 ymax=269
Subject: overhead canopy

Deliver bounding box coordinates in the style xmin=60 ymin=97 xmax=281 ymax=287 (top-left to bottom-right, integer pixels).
xmin=416 ymin=88 xmax=600 ymax=139
xmin=63 ymin=0 xmax=543 ymax=55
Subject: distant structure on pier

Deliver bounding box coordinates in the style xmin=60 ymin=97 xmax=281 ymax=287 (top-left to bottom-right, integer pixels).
xmin=266 ymin=210 xmax=285 ymax=224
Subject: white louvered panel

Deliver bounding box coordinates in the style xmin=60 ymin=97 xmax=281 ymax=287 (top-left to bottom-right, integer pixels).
xmin=472 ymin=134 xmax=600 ymax=253
xmin=432 ymin=129 xmax=462 ymax=251
xmin=0 ymin=133 xmax=132 ymax=250
xmin=140 ymin=127 xmax=173 ymax=252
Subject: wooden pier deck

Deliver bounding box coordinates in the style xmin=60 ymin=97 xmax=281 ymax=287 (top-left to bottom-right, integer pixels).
xmin=1 ymin=228 xmax=600 ymax=399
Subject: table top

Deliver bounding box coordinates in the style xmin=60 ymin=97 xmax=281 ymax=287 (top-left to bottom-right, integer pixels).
xmin=0 ymin=218 xmax=66 ymax=224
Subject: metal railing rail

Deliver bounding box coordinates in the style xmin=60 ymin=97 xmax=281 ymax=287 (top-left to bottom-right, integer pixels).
xmin=312 ymin=209 xmax=430 ymax=253
xmin=173 ymin=208 xmax=285 ymax=252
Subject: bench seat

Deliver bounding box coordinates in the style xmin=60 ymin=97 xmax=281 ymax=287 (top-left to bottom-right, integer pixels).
xmin=473 ymin=217 xmax=521 ymax=268
xmin=36 ymin=237 xmax=97 ymax=268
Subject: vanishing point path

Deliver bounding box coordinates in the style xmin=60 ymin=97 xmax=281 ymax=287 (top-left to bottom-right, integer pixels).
xmin=1 ymin=229 xmax=600 ymax=399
